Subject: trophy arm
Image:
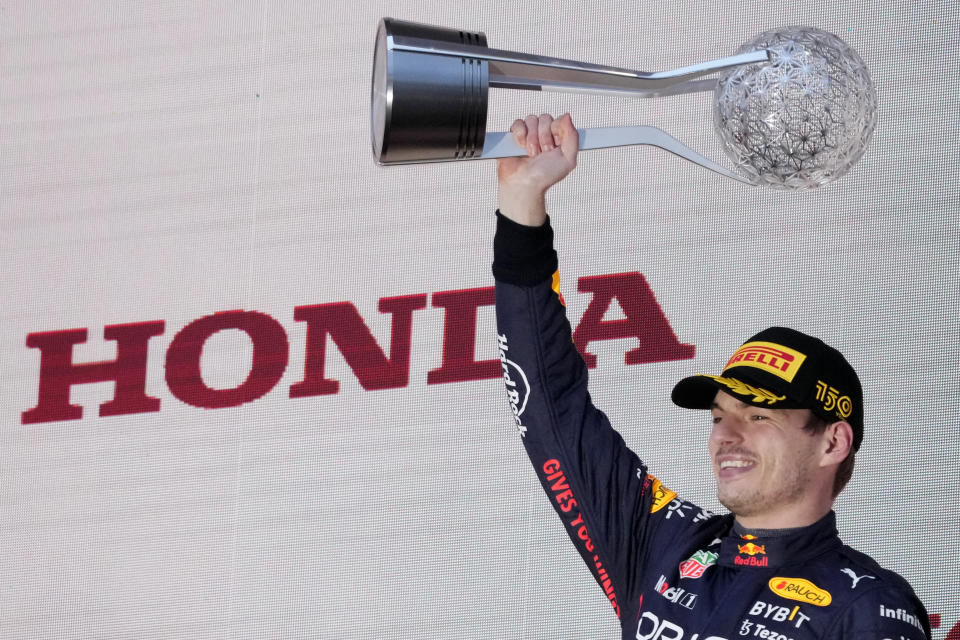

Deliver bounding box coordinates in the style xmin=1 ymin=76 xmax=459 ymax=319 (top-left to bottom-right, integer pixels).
xmin=537 ymin=78 xmax=718 ymax=99
xmin=480 ymin=125 xmax=757 ymax=185
xmin=388 ymin=33 xmax=769 ymax=96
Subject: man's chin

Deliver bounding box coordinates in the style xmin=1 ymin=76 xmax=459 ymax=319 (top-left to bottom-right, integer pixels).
xmin=717 ymin=490 xmax=761 ymax=517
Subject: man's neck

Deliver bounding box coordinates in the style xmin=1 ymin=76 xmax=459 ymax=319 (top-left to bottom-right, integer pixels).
xmin=733 ymin=520 xmax=807 ymax=539
xmin=733 ymin=510 xmax=832 ymax=537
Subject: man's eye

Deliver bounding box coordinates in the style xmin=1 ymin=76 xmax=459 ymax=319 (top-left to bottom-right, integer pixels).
xmin=750 ymin=414 xmax=768 ymax=421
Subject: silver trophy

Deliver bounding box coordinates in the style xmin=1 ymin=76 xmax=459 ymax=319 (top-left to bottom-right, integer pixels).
xmin=370 ymin=18 xmax=877 ymax=189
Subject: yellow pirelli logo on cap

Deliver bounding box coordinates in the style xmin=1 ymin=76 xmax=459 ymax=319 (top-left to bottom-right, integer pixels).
xmin=724 ymin=341 xmax=807 ymax=382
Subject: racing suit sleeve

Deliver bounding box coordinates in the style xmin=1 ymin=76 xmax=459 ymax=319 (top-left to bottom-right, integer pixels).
xmin=830 ymin=582 xmax=932 ymax=640
xmin=493 ymin=211 xmax=659 ymax=619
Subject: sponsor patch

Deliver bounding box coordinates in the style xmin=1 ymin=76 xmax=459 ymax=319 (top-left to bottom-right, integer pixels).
xmin=879 ymin=604 xmax=926 ymax=633
xmin=748 ymin=600 xmax=811 ymax=629
xmin=679 ymin=550 xmax=719 ymax=579
xmin=738 ymin=620 xmax=796 ymax=640
xmin=840 ymin=568 xmax=875 ymax=589
xmin=734 ymin=555 xmax=769 ymax=568
xmin=724 ymin=341 xmax=807 ymax=382
xmin=551 ymin=270 xmax=566 ymax=306
xmin=636 ymin=611 xmax=723 ymax=640
xmin=654 ymin=575 xmax=697 ymax=610
xmin=738 ymin=542 xmax=766 ymax=556
xmin=768 ymin=577 xmax=832 ymax=607
xmin=497 ymin=333 xmax=530 ymax=437
xmin=649 ymin=476 xmax=677 ymax=514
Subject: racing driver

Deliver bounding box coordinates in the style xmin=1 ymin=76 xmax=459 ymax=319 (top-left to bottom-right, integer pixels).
xmin=493 ymin=113 xmax=931 ymax=639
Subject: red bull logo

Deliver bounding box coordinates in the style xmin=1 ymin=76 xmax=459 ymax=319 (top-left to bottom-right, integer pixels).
xmin=736 ymin=536 xmax=768 ymax=566
xmin=738 ymin=542 xmax=766 ymax=556
xmin=734 ymin=555 xmax=769 ymax=567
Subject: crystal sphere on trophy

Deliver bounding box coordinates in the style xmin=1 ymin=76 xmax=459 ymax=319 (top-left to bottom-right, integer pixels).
xmin=370 ymin=18 xmax=878 ymax=190
xmin=714 ymin=26 xmax=878 ymax=189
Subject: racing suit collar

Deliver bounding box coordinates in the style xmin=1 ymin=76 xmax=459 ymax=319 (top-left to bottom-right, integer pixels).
xmin=719 ymin=511 xmax=840 ymax=570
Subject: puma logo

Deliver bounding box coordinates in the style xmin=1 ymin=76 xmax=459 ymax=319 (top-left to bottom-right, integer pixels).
xmin=841 ymin=568 xmax=876 ymax=589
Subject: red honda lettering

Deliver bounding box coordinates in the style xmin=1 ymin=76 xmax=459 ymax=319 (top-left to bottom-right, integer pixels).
xmin=290 ymin=294 xmax=427 ymax=396
xmin=572 ymin=272 xmax=695 ymax=368
xmin=166 ymin=311 xmax=288 ymax=409
xmin=427 ymin=287 xmax=500 ymax=384
xmin=946 ymin=618 xmax=960 ymax=640
xmin=22 ymin=321 xmax=165 ymax=424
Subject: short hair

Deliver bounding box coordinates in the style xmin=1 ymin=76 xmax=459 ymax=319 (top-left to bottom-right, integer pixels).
xmin=803 ymin=414 xmax=856 ymax=498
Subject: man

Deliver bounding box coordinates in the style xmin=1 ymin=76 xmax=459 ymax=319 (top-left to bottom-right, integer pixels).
xmin=493 ymin=113 xmax=930 ymax=639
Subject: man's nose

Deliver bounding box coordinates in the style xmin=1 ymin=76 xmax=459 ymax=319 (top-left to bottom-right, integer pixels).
xmin=710 ymin=416 xmax=745 ymax=447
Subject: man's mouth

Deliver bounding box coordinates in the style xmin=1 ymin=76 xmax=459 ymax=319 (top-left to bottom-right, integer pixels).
xmin=716 ymin=456 xmax=756 ymax=478
xmin=719 ymin=460 xmax=752 ymax=469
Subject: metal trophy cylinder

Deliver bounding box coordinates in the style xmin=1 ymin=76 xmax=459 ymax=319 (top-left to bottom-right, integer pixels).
xmin=371 ymin=18 xmax=877 ymax=188
xmin=371 ymin=19 xmax=489 ymax=163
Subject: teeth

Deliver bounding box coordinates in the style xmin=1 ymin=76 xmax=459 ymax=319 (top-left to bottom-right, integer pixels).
xmin=720 ymin=460 xmax=752 ymax=469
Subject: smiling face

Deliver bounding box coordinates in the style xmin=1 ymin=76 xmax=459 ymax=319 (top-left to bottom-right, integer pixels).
xmin=709 ymin=390 xmax=835 ymax=528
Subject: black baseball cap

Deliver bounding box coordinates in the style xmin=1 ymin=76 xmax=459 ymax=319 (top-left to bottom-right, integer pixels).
xmin=671 ymin=327 xmax=864 ymax=451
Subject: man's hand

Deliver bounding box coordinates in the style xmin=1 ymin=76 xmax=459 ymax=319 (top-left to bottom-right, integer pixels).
xmin=497 ymin=113 xmax=579 ymax=227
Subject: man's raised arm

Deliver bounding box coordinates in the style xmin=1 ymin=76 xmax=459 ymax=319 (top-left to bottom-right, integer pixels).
xmin=492 ymin=113 xmax=664 ymax=620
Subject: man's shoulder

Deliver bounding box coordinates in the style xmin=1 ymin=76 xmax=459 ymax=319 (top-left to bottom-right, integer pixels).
xmin=816 ymin=544 xmax=930 ymax=639
xmin=832 ymin=542 xmax=919 ymax=597
xmin=773 ymin=539 xmax=926 ymax=620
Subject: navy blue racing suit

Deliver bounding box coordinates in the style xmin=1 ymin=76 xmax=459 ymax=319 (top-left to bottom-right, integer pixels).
xmin=492 ymin=213 xmax=931 ymax=640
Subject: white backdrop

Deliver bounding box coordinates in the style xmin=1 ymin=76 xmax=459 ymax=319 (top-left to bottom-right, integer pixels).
xmin=2 ymin=1 xmax=957 ymax=638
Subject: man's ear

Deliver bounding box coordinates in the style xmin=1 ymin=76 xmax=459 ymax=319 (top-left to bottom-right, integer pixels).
xmin=819 ymin=420 xmax=854 ymax=467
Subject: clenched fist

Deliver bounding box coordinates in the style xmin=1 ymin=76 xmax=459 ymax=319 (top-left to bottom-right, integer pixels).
xmin=497 ymin=113 xmax=579 ymax=226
